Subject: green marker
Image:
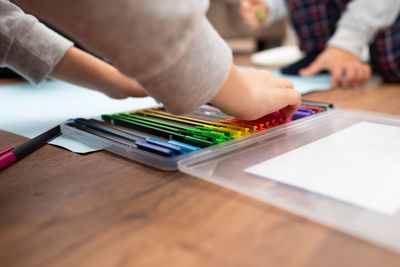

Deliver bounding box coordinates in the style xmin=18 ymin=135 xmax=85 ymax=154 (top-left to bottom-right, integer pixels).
xmin=195 ymin=126 xmax=234 ymax=139
xmin=113 ymin=114 xmax=226 ymax=144
xmin=119 ymin=113 xmax=229 ymax=143
xmin=102 ymin=114 xmax=214 ymax=148
xmin=256 ymin=10 xmax=266 ymax=20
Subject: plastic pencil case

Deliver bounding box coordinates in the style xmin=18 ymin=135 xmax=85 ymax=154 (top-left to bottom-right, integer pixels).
xmin=60 ymin=102 xmax=334 ymax=171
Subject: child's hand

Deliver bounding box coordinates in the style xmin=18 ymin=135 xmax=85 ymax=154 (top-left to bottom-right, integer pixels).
xmin=212 ymin=65 xmax=301 ymax=121
xmin=239 ymin=0 xmax=268 ymax=29
xmin=51 ymin=47 xmax=148 ymax=99
xmin=300 ymin=47 xmax=371 ymax=87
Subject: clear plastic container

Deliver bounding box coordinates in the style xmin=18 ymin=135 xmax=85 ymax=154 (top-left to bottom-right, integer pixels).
xmin=61 ymin=107 xmax=400 ymax=253
xmin=178 ymin=109 xmax=400 ymax=253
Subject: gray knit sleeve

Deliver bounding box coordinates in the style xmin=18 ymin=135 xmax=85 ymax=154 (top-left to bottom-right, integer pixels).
xmin=0 ymin=0 xmax=73 ymax=84
xmin=14 ymin=0 xmax=233 ymax=114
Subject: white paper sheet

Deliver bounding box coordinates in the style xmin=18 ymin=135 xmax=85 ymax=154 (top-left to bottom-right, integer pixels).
xmin=0 ymin=80 xmax=160 ymax=153
xmin=245 ymin=121 xmax=400 ymax=216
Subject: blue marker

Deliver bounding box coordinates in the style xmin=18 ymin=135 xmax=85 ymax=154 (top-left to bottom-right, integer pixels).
xmin=74 ymin=118 xmax=200 ymax=155
xmin=292 ymin=108 xmax=314 ymax=120
xmin=71 ymin=121 xmax=175 ymax=157
xmin=167 ymin=140 xmax=201 ymax=153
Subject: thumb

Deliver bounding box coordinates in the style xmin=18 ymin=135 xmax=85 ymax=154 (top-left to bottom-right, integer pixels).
xmin=299 ymin=60 xmax=322 ymax=77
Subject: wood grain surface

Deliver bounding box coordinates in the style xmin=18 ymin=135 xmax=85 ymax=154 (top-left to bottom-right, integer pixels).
xmin=1 ymin=58 xmax=400 ymax=267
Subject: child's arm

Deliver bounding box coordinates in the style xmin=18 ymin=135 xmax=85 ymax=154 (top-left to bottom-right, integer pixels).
xmin=50 ymin=46 xmax=147 ymax=99
xmin=1 ymin=0 xmax=146 ymax=99
xmin=51 ymin=47 xmax=299 ymax=120
xmin=16 ymin=0 xmax=299 ymax=120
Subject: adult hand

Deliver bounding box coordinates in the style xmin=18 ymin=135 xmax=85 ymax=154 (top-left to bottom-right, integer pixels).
xmin=299 ymin=47 xmax=371 ymax=87
xmin=239 ymin=0 xmax=269 ymax=29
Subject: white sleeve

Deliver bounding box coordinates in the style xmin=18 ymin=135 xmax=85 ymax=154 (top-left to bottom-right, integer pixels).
xmin=328 ymin=0 xmax=400 ymax=58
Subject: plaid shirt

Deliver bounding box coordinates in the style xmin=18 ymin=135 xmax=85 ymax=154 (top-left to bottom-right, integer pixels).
xmin=287 ymin=0 xmax=400 ymax=82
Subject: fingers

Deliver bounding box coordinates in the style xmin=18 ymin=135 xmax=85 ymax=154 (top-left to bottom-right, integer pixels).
xmin=239 ymin=0 xmax=251 ymax=13
xmin=299 ymin=60 xmax=322 ymax=77
xmin=277 ymin=78 xmax=293 ymax=89
xmin=239 ymin=0 xmax=257 ymax=28
xmin=340 ymin=63 xmax=371 ymax=87
xmin=104 ymin=91 xmax=128 ymax=99
xmin=330 ymin=67 xmax=343 ymax=88
xmin=125 ymin=78 xmax=148 ymax=97
xmin=305 ymin=62 xmax=370 ymax=88
xmin=343 ymin=66 xmax=356 ymax=87
xmin=356 ymin=63 xmax=371 ymax=85
xmin=279 ymin=90 xmax=302 ymax=118
xmin=216 ymin=65 xmax=301 ymax=120
xmin=363 ymin=64 xmax=372 ymax=82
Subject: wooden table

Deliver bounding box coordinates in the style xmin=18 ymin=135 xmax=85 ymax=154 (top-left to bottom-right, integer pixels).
xmin=1 ymin=57 xmax=400 ymax=267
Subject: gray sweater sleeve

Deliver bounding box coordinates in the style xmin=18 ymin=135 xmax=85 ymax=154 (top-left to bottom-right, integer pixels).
xmin=0 ymin=0 xmax=73 ymax=84
xmin=15 ymin=0 xmax=233 ymax=114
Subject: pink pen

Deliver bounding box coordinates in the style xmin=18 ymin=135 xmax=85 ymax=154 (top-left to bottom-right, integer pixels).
xmin=0 ymin=125 xmax=61 ymax=171
xmin=0 ymin=147 xmax=17 ymax=170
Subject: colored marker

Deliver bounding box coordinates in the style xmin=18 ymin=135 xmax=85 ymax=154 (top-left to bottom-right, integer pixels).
xmin=292 ymin=110 xmax=314 ymax=120
xmin=195 ymin=126 xmax=235 ymax=138
xmin=119 ymin=113 xmax=229 ymax=142
xmin=219 ymin=121 xmax=258 ymax=133
xmin=137 ymin=109 xmax=248 ymax=137
xmin=301 ymin=100 xmax=333 ymax=110
xmin=298 ymin=108 xmax=316 ymax=115
xmin=72 ymin=120 xmax=176 ymax=157
xmin=74 ymin=118 xmax=186 ymax=155
xmin=256 ymin=10 xmax=267 ymax=20
xmin=0 ymin=125 xmax=61 ymax=170
xmin=102 ymin=114 xmax=214 ymax=148
xmin=91 ymin=120 xmax=201 ymax=153
xmin=114 ymin=113 xmax=227 ymax=143
xmin=226 ymin=119 xmax=266 ymax=131
xmin=299 ymin=105 xmax=324 ymax=113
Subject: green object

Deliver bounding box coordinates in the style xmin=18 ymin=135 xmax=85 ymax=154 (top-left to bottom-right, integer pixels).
xmin=106 ymin=113 xmax=224 ymax=146
xmin=102 ymin=114 xmax=214 ymax=148
xmin=196 ymin=126 xmax=234 ymax=139
xmin=256 ymin=10 xmax=266 ymax=20
xmin=119 ymin=113 xmax=229 ymax=143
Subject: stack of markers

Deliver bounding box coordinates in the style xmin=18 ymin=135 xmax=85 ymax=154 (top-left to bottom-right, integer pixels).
xmin=69 ymin=101 xmax=330 ymax=157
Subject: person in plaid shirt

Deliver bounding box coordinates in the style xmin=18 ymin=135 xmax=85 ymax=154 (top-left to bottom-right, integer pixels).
xmin=240 ymin=0 xmax=400 ymax=87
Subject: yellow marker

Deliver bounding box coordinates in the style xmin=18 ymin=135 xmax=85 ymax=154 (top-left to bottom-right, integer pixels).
xmin=148 ymin=109 xmax=218 ymax=125
xmin=142 ymin=109 xmax=250 ymax=137
xmin=203 ymin=125 xmax=242 ymax=138
xmin=146 ymin=109 xmax=250 ymax=135
xmin=136 ymin=110 xmax=205 ymax=127
xmin=220 ymin=121 xmax=258 ymax=134
xmin=211 ymin=122 xmax=249 ymax=136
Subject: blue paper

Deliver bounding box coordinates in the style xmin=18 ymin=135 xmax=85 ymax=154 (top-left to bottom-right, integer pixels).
xmin=0 ymin=80 xmax=160 ymax=153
